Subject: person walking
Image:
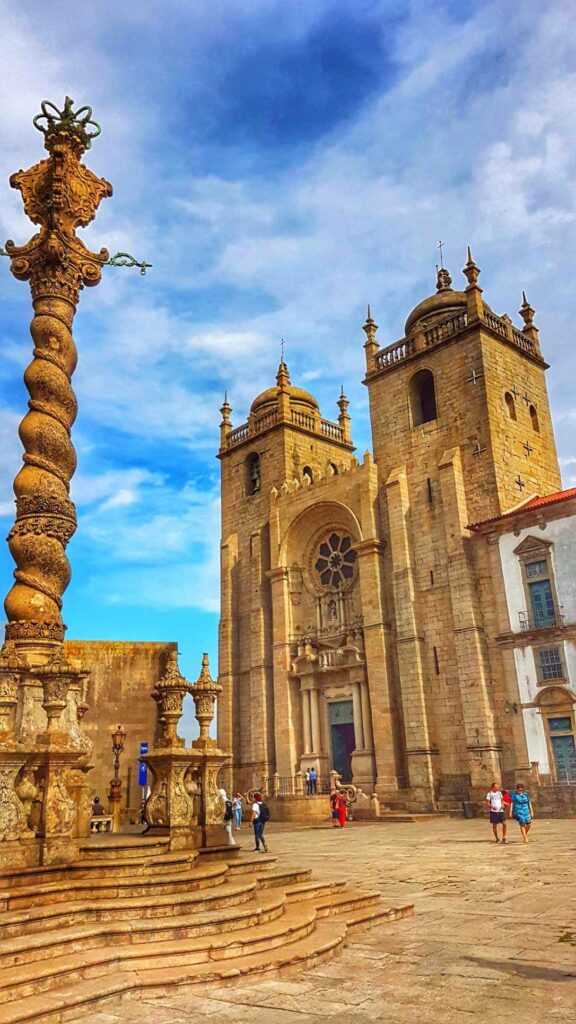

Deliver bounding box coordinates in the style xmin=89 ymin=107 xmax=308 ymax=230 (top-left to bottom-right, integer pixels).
xmin=251 ymin=792 xmax=269 ymax=852
xmin=509 ymin=783 xmax=534 ymax=843
xmin=330 ymin=788 xmax=347 ymax=828
xmin=309 ymin=766 xmax=318 ymax=795
xmin=219 ymin=788 xmax=236 ymax=846
xmin=232 ymin=792 xmax=243 ymax=831
xmin=484 ymin=782 xmax=507 ymax=843
xmin=334 ymin=786 xmax=348 ymax=827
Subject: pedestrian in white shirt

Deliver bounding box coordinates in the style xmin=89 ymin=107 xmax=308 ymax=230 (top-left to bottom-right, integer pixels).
xmin=484 ymin=782 xmax=507 ymax=844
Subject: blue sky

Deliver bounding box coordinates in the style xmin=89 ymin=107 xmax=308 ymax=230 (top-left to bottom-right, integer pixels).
xmin=0 ymin=1 xmax=575 ymax=721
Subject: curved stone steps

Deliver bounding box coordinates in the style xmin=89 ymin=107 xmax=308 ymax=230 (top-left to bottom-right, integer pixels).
xmin=283 ymin=878 xmax=346 ymax=902
xmin=306 ymin=888 xmax=383 ymax=918
xmin=225 ymin=854 xmax=277 ymax=875
xmin=0 ymin=850 xmax=198 ymax=890
xmin=1 ymin=863 xmax=229 ymax=912
xmin=0 ymin=902 xmax=320 ymax=1004
xmin=0 ymin=880 xmax=260 ymax=939
xmin=341 ymin=901 xmax=415 ymax=931
xmin=255 ymin=867 xmax=311 ymax=889
xmin=0 ymin=890 xmax=287 ymax=969
xmin=78 ymin=837 xmax=170 ymax=861
xmin=0 ymin=919 xmax=348 ymax=1024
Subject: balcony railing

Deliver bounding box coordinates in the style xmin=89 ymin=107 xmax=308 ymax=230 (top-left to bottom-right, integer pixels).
xmin=518 ymin=609 xmax=566 ymax=631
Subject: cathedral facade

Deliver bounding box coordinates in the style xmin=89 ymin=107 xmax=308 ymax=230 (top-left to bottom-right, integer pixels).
xmin=217 ymin=253 xmax=563 ymax=810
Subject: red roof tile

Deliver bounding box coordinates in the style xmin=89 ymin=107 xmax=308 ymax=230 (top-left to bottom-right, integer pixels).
xmin=470 ymin=487 xmax=576 ymax=530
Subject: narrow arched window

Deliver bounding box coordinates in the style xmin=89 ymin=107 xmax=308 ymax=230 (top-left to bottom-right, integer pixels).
xmin=302 ymin=466 xmax=314 ymax=484
xmin=246 ymin=452 xmax=261 ymax=495
xmin=504 ymin=392 xmax=517 ymax=421
xmin=529 ymin=404 xmax=540 ymax=433
xmin=410 ymin=369 xmax=437 ymax=426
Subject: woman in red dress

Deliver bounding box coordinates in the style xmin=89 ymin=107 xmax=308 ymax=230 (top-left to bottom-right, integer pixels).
xmin=336 ymin=790 xmax=348 ymax=828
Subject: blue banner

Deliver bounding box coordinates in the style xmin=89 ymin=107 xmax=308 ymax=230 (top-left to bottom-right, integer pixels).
xmin=138 ymin=741 xmax=148 ymax=786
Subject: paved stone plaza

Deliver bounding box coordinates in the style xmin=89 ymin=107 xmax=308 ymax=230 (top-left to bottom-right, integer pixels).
xmin=89 ymin=817 xmax=575 ymax=1024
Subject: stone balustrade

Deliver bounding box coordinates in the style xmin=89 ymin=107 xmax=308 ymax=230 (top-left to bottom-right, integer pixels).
xmin=369 ymin=307 xmax=538 ymax=377
xmin=221 ymin=407 xmax=347 ymax=452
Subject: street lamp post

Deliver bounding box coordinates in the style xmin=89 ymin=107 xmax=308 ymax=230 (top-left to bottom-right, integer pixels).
xmin=109 ymin=724 xmax=127 ymax=833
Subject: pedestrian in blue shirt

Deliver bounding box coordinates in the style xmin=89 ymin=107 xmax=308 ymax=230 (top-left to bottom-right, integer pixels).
xmin=509 ymin=783 xmax=534 ymax=843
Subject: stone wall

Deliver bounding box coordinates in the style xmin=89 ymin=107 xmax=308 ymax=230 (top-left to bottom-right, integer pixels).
xmin=64 ymin=640 xmax=176 ymax=821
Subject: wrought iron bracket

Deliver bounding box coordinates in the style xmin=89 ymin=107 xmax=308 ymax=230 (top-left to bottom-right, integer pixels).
xmin=1 ymin=246 xmax=151 ymax=276
xmin=104 ymin=251 xmax=152 ymax=275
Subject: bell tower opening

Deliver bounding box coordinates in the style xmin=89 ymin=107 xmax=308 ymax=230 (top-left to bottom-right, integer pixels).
xmin=410 ymin=368 xmax=437 ymax=426
xmin=246 ymin=451 xmax=261 ymax=495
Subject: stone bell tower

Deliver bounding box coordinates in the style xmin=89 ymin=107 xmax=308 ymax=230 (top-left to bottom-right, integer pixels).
xmin=363 ymin=252 xmax=561 ymax=807
xmin=217 ymin=358 xmax=356 ymax=791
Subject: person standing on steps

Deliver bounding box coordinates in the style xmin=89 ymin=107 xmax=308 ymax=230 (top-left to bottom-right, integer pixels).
xmin=509 ymin=783 xmax=534 ymax=843
xmin=251 ymin=792 xmax=270 ymax=852
xmin=304 ymin=769 xmax=311 ymax=795
xmin=484 ymin=782 xmax=507 ymax=844
xmin=309 ymin=765 xmax=318 ymax=795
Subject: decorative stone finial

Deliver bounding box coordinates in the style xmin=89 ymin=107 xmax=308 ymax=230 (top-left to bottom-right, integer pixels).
xmin=192 ymin=653 xmax=222 ymax=749
xmin=519 ymin=291 xmax=535 ymax=328
xmin=220 ymin=391 xmax=232 ymax=424
xmin=152 ymin=650 xmax=192 ymax=748
xmin=463 ymin=246 xmax=481 ymax=288
xmin=337 ymin=386 xmax=351 ymax=442
xmin=276 ymin=358 xmax=291 ymax=392
xmin=337 ymin=386 xmax=349 ymax=414
xmin=436 ymin=267 xmax=453 ymax=292
xmin=362 ymin=305 xmax=378 ymax=344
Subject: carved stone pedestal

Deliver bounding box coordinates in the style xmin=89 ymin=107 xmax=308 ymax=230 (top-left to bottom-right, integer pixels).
xmin=144 ymin=746 xmax=199 ymax=850
xmin=36 ymin=750 xmax=84 ymax=865
xmin=143 ymin=652 xmax=232 ymax=851
xmin=192 ymin=743 xmax=231 ymax=849
xmin=0 ymin=751 xmax=38 ymax=870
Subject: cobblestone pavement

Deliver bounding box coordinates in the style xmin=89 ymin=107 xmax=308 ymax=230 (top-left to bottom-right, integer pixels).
xmin=95 ymin=817 xmax=576 ymax=1023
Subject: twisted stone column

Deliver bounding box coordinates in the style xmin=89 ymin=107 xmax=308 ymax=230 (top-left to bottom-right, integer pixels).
xmin=3 ymin=98 xmax=112 ymax=653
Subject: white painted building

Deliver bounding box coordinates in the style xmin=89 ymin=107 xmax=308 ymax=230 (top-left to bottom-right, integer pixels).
xmin=473 ymin=488 xmax=576 ymax=783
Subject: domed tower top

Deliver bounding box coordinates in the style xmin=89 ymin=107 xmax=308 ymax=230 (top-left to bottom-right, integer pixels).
xmin=250 ymin=358 xmax=319 ymax=419
xmin=404 ymin=265 xmax=468 ymax=338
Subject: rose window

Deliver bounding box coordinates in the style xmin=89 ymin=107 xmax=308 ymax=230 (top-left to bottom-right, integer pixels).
xmin=314 ymin=532 xmax=357 ymax=588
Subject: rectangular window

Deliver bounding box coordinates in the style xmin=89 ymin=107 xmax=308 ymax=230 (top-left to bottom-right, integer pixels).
xmin=526 ymin=559 xmax=547 ymax=579
xmin=538 ymin=647 xmax=564 ymax=681
xmin=529 ymin=579 xmax=555 ymax=627
xmin=548 ymin=716 xmax=572 ymax=733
